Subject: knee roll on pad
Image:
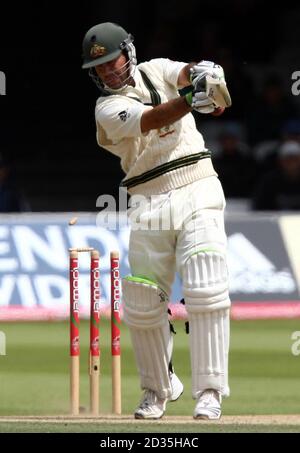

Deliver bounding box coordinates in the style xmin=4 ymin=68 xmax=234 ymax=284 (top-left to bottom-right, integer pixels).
xmin=122 ymin=276 xmax=168 ymax=328
xmin=122 ymin=276 xmax=172 ymax=399
xmin=182 ymin=251 xmax=231 ymax=313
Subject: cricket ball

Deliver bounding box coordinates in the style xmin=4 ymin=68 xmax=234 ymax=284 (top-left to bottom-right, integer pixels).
xmin=211 ymin=107 xmax=225 ymax=116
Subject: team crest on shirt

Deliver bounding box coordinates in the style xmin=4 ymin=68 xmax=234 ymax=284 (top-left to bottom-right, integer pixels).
xmin=118 ymin=109 xmax=131 ymax=122
xmin=158 ymin=125 xmax=175 ymax=138
xmin=90 ymin=44 xmax=106 ymax=58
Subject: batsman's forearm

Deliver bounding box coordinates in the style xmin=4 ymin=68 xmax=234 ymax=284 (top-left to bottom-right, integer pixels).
xmin=141 ymin=97 xmax=192 ymax=133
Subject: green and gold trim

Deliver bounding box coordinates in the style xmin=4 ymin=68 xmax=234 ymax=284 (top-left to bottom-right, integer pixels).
xmin=139 ymin=70 xmax=162 ymax=106
xmin=120 ymin=151 xmax=211 ymax=190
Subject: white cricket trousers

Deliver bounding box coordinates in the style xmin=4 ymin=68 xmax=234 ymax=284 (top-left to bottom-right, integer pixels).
xmin=126 ymin=175 xmax=231 ymax=398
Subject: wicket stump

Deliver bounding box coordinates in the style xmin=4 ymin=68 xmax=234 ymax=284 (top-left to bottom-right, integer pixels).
xmin=70 ymin=250 xmax=80 ymax=416
xmin=69 ymin=248 xmax=121 ymax=416
xmin=90 ymin=250 xmax=100 ymax=416
xmin=111 ymin=251 xmax=121 ymax=415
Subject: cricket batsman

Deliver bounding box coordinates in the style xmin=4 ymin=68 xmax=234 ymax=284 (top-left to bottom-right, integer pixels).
xmin=82 ymin=22 xmax=232 ymax=420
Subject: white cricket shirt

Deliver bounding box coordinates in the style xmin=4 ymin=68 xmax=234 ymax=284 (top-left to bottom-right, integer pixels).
xmin=95 ymin=58 xmax=216 ymax=195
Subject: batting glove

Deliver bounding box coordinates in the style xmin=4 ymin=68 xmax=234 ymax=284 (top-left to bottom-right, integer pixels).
xmin=185 ymin=90 xmax=215 ymax=114
xmin=190 ymin=60 xmax=226 ymax=83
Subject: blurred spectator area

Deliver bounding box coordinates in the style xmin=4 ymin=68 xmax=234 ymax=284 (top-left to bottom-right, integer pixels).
xmin=1 ymin=0 xmax=300 ymax=211
xmin=0 ymin=153 xmax=28 ymax=212
xmin=252 ymin=141 xmax=300 ymax=211
xmin=11 ymin=138 xmax=125 ymax=211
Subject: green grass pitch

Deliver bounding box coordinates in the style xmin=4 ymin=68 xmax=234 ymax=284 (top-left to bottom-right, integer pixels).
xmin=0 ymin=318 xmax=300 ymax=432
